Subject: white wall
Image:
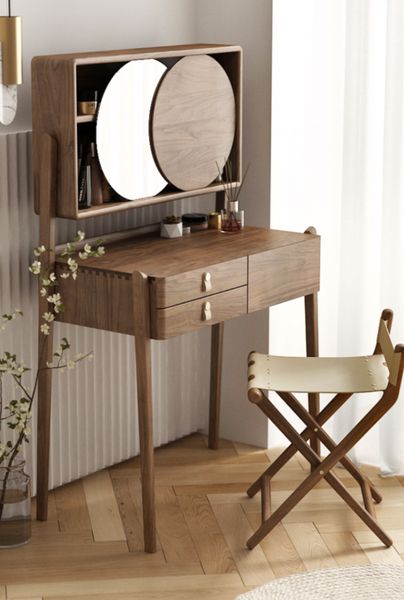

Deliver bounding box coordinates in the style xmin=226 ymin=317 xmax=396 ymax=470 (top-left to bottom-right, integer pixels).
xmin=2 ymin=0 xmax=197 ymax=133
xmin=196 ymin=0 xmax=272 ymax=446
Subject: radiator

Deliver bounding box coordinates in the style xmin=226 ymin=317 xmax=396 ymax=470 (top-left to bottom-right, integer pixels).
xmin=0 ymin=131 xmax=211 ymax=492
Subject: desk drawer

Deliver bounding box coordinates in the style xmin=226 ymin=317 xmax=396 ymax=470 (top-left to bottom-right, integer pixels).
xmin=152 ymin=257 xmax=247 ymax=308
xmin=152 ymin=286 xmax=247 ymax=339
xmin=248 ymin=237 xmax=320 ymax=312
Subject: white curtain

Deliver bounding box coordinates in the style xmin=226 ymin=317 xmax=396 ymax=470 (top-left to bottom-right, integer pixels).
xmin=270 ymin=0 xmax=404 ymax=474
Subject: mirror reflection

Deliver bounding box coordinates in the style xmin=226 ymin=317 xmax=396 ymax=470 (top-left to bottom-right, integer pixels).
xmin=96 ymin=59 xmax=168 ymax=201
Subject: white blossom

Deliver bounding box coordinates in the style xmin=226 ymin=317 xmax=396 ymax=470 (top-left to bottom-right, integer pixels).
xmin=67 ymin=257 xmax=78 ymax=272
xmin=43 ymin=312 xmax=55 ymax=323
xmin=33 ymin=245 xmax=46 ymax=257
xmin=29 ymin=260 xmax=41 ymax=274
xmin=47 ymin=293 xmax=61 ymax=305
xmin=40 ymin=323 xmax=50 ymax=335
xmin=40 ymin=287 xmax=47 ymax=297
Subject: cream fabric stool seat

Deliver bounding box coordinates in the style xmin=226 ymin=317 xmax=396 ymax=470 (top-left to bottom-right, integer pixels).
xmin=246 ymin=309 xmax=404 ymax=550
xmin=248 ymin=353 xmax=389 ymax=394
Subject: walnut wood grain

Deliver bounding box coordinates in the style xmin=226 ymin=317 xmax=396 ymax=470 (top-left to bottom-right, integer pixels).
xmin=36 ymin=134 xmax=57 ymax=521
xmin=151 ymin=55 xmax=236 ymax=190
xmin=133 ymin=272 xmax=156 ymax=552
xmin=32 ymin=44 xmax=242 ymax=219
xmin=32 ymin=57 xmax=76 ymax=217
xmin=151 ymin=257 xmax=247 ymax=308
xmin=151 ymin=286 xmax=247 ymax=340
xmin=209 ymin=322 xmax=224 ymax=450
xmin=35 ymin=44 xmax=241 ymax=64
xmin=54 ymin=227 xmax=320 ymax=340
xmin=56 ymin=266 xmax=133 ymax=335
xmin=304 ymin=227 xmax=320 ymax=462
xmin=248 ymin=236 xmax=320 ymax=311
xmin=65 ymin=228 xmax=318 ymax=278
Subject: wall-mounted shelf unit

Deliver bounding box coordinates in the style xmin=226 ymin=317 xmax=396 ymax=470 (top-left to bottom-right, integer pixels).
xmin=32 ymin=44 xmax=242 ymax=220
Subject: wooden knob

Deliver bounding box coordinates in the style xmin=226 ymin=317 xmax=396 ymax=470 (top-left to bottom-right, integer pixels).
xmin=202 ymin=272 xmax=212 ymax=292
xmin=201 ymin=301 xmax=212 ymax=321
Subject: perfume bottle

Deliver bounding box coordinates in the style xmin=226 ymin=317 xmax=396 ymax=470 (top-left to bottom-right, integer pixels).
xmin=221 ymin=200 xmax=242 ymax=233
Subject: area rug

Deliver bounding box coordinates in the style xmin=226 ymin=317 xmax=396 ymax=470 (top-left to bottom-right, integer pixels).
xmin=235 ymin=564 xmax=404 ymax=599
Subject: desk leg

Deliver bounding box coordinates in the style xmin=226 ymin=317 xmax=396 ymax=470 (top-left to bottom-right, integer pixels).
xmin=209 ymin=322 xmax=224 ymax=450
xmin=135 ymin=335 xmax=156 ymax=553
xmin=36 ymin=330 xmax=54 ymax=520
xmin=36 ymin=133 xmax=57 ymax=521
xmin=305 ymin=292 xmax=320 ymax=462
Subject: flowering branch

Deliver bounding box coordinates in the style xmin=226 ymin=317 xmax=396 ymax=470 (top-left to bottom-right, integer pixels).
xmin=0 ymin=232 xmax=104 ymax=519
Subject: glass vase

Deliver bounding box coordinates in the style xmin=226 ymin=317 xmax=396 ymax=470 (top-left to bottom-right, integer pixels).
xmin=221 ymin=200 xmax=242 ymax=233
xmin=0 ymin=460 xmax=31 ymax=548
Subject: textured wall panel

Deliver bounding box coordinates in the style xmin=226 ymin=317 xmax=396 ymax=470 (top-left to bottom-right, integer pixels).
xmin=0 ymin=132 xmax=211 ymax=492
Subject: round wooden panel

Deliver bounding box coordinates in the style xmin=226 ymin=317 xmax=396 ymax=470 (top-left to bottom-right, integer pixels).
xmin=151 ymin=55 xmax=236 ymax=191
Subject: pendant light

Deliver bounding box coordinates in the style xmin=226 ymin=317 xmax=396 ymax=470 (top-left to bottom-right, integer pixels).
xmin=0 ymin=0 xmax=22 ymax=125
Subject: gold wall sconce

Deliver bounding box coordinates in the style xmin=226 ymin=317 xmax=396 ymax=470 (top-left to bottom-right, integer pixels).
xmin=0 ymin=1 xmax=22 ymax=125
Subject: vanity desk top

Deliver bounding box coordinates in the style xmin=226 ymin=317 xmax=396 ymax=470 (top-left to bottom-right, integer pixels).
xmin=56 ymin=226 xmax=320 ymax=340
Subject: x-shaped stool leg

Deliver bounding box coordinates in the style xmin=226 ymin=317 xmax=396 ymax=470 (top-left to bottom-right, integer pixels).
xmin=246 ymin=387 xmax=395 ymax=550
xmin=246 ymin=392 xmax=382 ymax=506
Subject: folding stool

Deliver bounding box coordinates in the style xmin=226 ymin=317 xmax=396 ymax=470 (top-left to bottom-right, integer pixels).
xmin=246 ymin=309 xmax=404 ymax=549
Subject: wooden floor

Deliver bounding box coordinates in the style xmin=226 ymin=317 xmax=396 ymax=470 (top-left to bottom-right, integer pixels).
xmin=2 ymin=433 xmax=404 ymax=599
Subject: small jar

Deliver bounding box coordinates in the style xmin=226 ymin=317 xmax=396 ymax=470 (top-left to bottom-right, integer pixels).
xmin=208 ymin=211 xmax=222 ymax=230
xmin=182 ymin=213 xmax=208 ymax=233
xmin=77 ymin=90 xmax=98 ymax=116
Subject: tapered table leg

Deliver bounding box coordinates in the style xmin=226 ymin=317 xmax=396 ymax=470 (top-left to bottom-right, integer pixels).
xmin=135 ymin=335 xmax=156 ymax=553
xmin=208 ymin=322 xmax=224 ymax=449
xmin=36 ymin=133 xmax=57 ymax=521
xmin=36 ymin=333 xmax=54 ymax=520
xmin=305 ymin=292 xmax=320 ymax=461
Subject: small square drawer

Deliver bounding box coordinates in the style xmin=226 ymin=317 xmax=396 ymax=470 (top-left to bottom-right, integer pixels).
xmin=151 ymin=286 xmax=247 ymax=339
xmin=151 ymin=257 xmax=247 ymax=308
xmin=248 ymin=236 xmax=320 ymax=312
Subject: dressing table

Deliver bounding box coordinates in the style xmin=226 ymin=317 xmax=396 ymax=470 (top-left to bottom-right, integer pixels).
xmin=32 ymin=44 xmax=321 ymax=553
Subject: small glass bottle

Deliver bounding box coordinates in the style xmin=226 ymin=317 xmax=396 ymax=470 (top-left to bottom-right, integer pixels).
xmin=221 ymin=200 xmax=242 ymax=233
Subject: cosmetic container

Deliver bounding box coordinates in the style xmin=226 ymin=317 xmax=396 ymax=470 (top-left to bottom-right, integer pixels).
xmin=77 ymin=90 xmax=98 ymax=116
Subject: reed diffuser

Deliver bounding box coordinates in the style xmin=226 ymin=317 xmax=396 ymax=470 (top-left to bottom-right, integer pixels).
xmin=218 ymin=160 xmax=249 ymax=233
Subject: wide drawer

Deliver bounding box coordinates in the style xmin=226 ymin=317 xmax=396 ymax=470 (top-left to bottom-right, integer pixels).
xmin=151 ymin=257 xmax=247 ymax=308
xmin=151 ymin=286 xmax=247 ymax=339
xmin=248 ymin=236 xmax=320 ymax=312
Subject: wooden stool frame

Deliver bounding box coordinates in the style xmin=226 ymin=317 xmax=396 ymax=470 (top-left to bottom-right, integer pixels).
xmin=246 ymin=310 xmax=404 ymax=550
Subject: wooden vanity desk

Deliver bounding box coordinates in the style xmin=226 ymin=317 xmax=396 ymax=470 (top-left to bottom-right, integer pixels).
xmin=32 ymin=43 xmax=320 ymax=554
xmin=54 ymin=225 xmax=320 ymax=552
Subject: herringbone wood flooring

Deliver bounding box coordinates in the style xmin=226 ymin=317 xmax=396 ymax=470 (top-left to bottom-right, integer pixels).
xmin=2 ymin=433 xmax=404 ymax=599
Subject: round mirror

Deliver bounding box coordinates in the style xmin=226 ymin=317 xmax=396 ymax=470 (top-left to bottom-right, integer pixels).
xmin=96 ymin=59 xmax=168 ymax=201
xmin=0 ymin=47 xmax=17 ymax=126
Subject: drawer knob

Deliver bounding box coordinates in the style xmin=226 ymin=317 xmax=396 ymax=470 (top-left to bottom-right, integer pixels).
xmin=202 ymin=301 xmax=212 ymax=321
xmin=202 ymin=271 xmax=212 ymax=292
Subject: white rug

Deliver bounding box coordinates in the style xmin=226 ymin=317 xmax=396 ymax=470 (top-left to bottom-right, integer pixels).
xmin=235 ymin=564 xmax=404 ymax=599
